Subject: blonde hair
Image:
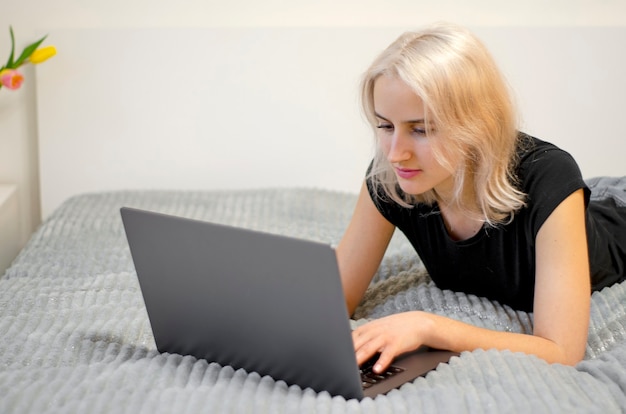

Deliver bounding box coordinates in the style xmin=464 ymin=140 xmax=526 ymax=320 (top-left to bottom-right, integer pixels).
xmin=362 ymin=23 xmax=526 ymax=226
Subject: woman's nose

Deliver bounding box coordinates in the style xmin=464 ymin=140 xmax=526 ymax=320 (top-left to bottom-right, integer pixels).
xmin=386 ymin=132 xmax=411 ymax=163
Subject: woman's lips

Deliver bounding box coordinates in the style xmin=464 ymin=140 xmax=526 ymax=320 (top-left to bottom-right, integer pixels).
xmin=394 ymin=167 xmax=422 ymax=179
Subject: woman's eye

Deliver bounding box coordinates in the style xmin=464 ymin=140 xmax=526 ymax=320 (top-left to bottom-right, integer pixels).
xmin=376 ymin=124 xmax=393 ymax=131
xmin=412 ymin=127 xmax=427 ymax=135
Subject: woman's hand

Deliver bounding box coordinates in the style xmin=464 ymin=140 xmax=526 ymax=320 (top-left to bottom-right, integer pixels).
xmin=352 ymin=311 xmax=432 ymax=374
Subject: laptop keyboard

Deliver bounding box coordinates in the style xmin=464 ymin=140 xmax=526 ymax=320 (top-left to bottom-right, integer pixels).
xmin=359 ymin=356 xmax=405 ymax=389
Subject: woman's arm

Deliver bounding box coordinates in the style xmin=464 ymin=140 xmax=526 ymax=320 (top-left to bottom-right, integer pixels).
xmin=531 ymin=187 xmax=590 ymax=363
xmin=336 ymin=181 xmax=396 ymax=315
xmin=352 ymin=189 xmax=591 ymax=373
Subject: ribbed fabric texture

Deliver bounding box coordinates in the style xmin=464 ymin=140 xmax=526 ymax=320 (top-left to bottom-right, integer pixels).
xmin=1 ymin=189 xmax=625 ymax=413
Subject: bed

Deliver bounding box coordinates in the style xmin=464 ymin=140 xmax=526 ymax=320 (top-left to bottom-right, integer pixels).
xmin=1 ymin=186 xmax=625 ymax=413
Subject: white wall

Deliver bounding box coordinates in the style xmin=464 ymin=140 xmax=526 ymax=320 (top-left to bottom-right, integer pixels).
xmin=4 ymin=0 xmax=626 ymax=29
xmin=34 ymin=26 xmax=626 ymax=219
xmin=2 ymin=0 xmax=626 ymax=244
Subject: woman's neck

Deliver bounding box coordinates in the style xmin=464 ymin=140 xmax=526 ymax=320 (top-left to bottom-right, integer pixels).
xmin=437 ymin=200 xmax=485 ymax=241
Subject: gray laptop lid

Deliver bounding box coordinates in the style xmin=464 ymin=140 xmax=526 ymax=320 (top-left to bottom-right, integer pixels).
xmin=120 ymin=207 xmax=365 ymax=400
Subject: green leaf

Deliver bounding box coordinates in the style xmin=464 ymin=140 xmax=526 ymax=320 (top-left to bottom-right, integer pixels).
xmin=13 ymin=34 xmax=48 ymax=68
xmin=4 ymin=26 xmax=16 ymax=69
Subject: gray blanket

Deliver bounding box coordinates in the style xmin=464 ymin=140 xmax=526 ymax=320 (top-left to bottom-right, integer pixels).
xmin=1 ymin=189 xmax=625 ymax=413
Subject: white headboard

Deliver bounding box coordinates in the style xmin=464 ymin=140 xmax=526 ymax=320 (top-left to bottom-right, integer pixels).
xmin=36 ymin=27 xmax=626 ymax=219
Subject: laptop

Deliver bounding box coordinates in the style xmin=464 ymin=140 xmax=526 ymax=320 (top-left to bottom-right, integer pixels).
xmin=120 ymin=207 xmax=458 ymax=400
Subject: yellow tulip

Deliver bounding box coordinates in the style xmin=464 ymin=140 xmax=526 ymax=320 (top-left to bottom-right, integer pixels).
xmin=29 ymin=45 xmax=56 ymax=64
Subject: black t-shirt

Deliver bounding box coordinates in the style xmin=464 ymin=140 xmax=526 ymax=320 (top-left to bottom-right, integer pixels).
xmin=367 ymin=133 xmax=626 ymax=311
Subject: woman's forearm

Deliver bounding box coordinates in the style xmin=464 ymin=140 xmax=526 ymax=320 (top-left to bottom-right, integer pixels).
xmin=421 ymin=311 xmax=583 ymax=365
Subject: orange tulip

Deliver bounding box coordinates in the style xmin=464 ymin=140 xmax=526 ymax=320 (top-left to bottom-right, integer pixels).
xmin=0 ymin=69 xmax=24 ymax=90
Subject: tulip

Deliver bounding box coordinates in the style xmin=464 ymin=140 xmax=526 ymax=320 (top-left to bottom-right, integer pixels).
xmin=1 ymin=27 xmax=56 ymax=92
xmin=29 ymin=45 xmax=56 ymax=64
xmin=0 ymin=68 xmax=24 ymax=90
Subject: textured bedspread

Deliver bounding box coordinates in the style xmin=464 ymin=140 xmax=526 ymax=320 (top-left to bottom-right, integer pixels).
xmin=1 ymin=189 xmax=625 ymax=413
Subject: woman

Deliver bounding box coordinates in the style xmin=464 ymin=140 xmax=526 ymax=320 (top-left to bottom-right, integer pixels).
xmin=336 ymin=23 xmax=626 ymax=375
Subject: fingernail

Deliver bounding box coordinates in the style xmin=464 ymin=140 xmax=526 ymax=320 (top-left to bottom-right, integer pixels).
xmin=374 ymin=364 xmax=382 ymax=373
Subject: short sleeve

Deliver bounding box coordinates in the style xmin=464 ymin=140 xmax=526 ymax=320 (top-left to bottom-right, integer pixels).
xmin=517 ymin=137 xmax=590 ymax=238
xmin=364 ymin=162 xmax=404 ymax=226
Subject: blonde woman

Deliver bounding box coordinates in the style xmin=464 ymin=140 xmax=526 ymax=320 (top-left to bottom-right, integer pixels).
xmin=337 ymin=23 xmax=626 ymax=375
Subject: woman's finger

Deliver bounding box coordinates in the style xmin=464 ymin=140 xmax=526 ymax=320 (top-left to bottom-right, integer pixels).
xmin=354 ymin=334 xmax=386 ymax=366
xmin=372 ymin=347 xmax=397 ymax=374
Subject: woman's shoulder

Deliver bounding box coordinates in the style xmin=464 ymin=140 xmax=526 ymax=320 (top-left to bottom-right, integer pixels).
xmin=515 ymin=132 xmax=568 ymax=163
xmin=513 ymin=132 xmax=589 ymax=236
xmin=514 ymin=132 xmax=583 ymax=185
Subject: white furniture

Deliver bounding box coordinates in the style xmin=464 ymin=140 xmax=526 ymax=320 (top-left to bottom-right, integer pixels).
xmin=0 ymin=185 xmax=19 ymax=277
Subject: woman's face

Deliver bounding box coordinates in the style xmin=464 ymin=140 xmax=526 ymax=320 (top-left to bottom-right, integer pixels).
xmin=373 ymin=74 xmax=455 ymax=200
